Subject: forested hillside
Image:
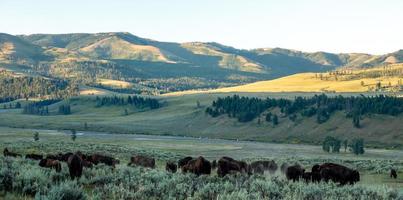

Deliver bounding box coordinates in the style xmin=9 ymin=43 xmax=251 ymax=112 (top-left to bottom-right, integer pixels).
xmin=0 ymin=71 xmax=78 ymax=103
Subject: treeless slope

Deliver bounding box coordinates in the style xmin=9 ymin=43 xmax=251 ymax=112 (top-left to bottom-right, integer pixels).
xmin=164 ymin=64 xmax=403 ymax=96
xmin=80 ymin=36 xmax=173 ymax=62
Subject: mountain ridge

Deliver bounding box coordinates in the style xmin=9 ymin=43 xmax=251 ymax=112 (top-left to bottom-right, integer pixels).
xmin=1 ymin=32 xmax=402 ymax=93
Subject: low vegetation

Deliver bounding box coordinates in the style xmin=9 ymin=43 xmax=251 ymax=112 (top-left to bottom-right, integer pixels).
xmin=1 ymin=133 xmax=402 ymax=199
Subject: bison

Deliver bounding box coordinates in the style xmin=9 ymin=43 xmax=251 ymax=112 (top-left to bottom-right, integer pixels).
xmin=178 ymin=156 xmax=193 ymax=168
xmin=60 ymin=152 xmax=73 ymax=162
xmin=302 ymin=172 xmax=312 ymax=182
xmin=286 ymin=164 xmax=305 ymax=182
xmin=128 ymin=155 xmax=155 ymax=168
xmin=311 ymin=164 xmax=322 ymax=182
xmin=182 ymin=156 xmax=211 ymax=176
xmin=319 ymin=163 xmax=360 ymax=185
xmin=3 ymin=148 xmax=21 ymax=157
xmin=25 ymin=153 xmax=43 ymax=160
xmin=390 ymin=169 xmax=397 ymax=179
xmin=39 ymin=158 xmax=62 ymax=172
xmin=89 ymin=154 xmax=119 ymax=167
xmin=217 ymin=157 xmax=251 ymax=177
xmin=67 ymin=153 xmax=83 ymax=179
xmin=166 ymin=162 xmax=177 ymax=173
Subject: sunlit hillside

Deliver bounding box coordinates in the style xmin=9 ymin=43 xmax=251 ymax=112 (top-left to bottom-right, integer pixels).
xmin=165 ymin=64 xmax=403 ymax=95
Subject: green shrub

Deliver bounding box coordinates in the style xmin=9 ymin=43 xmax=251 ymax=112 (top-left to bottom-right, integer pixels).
xmin=35 ymin=181 xmax=86 ymax=200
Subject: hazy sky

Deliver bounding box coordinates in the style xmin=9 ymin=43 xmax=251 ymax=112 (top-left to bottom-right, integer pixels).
xmin=1 ymin=0 xmax=402 ymax=54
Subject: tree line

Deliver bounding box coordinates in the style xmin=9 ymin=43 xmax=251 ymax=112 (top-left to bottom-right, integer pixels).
xmin=322 ymin=136 xmax=365 ymax=155
xmin=95 ymin=95 xmax=160 ymax=109
xmin=22 ymin=99 xmax=61 ymax=115
xmin=205 ymin=94 xmax=403 ymax=125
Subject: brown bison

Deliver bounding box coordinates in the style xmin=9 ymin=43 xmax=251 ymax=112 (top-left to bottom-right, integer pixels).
xmin=89 ymin=154 xmax=119 ymax=167
xmin=319 ymin=163 xmax=360 ymax=185
xmin=82 ymin=160 xmax=93 ymax=168
xmin=311 ymin=164 xmax=322 ymax=182
xmin=217 ymin=157 xmax=251 ymax=177
xmin=166 ymin=162 xmax=178 ymax=173
xmin=182 ymin=156 xmax=211 ymax=176
xmin=286 ymin=165 xmax=305 ymax=182
xmin=25 ymin=153 xmax=43 ymax=160
xmin=3 ymin=148 xmax=21 ymax=157
xmin=67 ymin=153 xmax=83 ymax=179
xmin=302 ymin=172 xmax=312 ymax=182
xmin=39 ymin=158 xmax=62 ymax=172
xmin=60 ymin=152 xmax=73 ymax=162
xmin=178 ymin=156 xmax=193 ymax=168
xmin=390 ymin=169 xmax=397 ymax=179
xmin=128 ymin=155 xmax=155 ymax=168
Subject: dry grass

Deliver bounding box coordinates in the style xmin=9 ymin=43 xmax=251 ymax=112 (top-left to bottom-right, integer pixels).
xmin=165 ymin=64 xmax=403 ymax=96
xmin=96 ymin=78 xmax=133 ymax=88
xmin=80 ymin=36 xmax=173 ymax=62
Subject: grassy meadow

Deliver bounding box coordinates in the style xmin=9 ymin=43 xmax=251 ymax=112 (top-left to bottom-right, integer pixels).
xmin=0 ymin=127 xmax=402 ymax=199
xmin=0 ymin=92 xmax=402 ymax=149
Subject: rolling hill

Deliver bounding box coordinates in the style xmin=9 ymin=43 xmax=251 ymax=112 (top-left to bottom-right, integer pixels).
xmin=0 ymin=32 xmax=402 ymax=94
xmin=166 ymin=63 xmax=403 ymax=95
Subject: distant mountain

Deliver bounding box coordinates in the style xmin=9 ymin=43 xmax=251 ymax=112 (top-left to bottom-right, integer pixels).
xmin=0 ymin=33 xmax=48 ymax=64
xmin=0 ymin=32 xmax=401 ymax=93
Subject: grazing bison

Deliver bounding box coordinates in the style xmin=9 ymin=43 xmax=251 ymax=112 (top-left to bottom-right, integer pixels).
xmin=286 ymin=165 xmax=305 ymax=182
xmin=182 ymin=156 xmax=211 ymax=176
xmin=89 ymin=154 xmax=119 ymax=167
xmin=3 ymin=148 xmax=21 ymax=157
xmin=82 ymin=160 xmax=93 ymax=168
xmin=390 ymin=169 xmax=397 ymax=179
xmin=128 ymin=155 xmax=156 ymax=168
xmin=217 ymin=157 xmax=251 ymax=177
xmin=319 ymin=163 xmax=360 ymax=185
xmin=178 ymin=156 xmax=193 ymax=168
xmin=166 ymin=162 xmax=177 ymax=173
xmin=60 ymin=152 xmax=73 ymax=162
xmin=45 ymin=154 xmax=59 ymax=160
xmin=302 ymin=172 xmax=312 ymax=182
xmin=39 ymin=159 xmax=62 ymax=172
xmin=67 ymin=153 xmax=83 ymax=179
xmin=25 ymin=153 xmax=43 ymax=160
xmin=311 ymin=164 xmax=322 ymax=182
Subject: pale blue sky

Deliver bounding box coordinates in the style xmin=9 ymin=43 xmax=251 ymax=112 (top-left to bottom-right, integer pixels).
xmin=1 ymin=0 xmax=402 ymax=54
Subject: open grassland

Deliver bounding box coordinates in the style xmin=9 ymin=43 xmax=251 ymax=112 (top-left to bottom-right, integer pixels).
xmin=0 ymin=92 xmax=403 ymax=149
xmin=0 ymin=127 xmax=402 ymax=199
xmin=0 ymin=92 xmax=402 ymax=149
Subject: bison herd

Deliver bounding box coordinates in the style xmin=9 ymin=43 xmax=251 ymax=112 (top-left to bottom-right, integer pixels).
xmin=3 ymin=148 xmax=399 ymax=185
